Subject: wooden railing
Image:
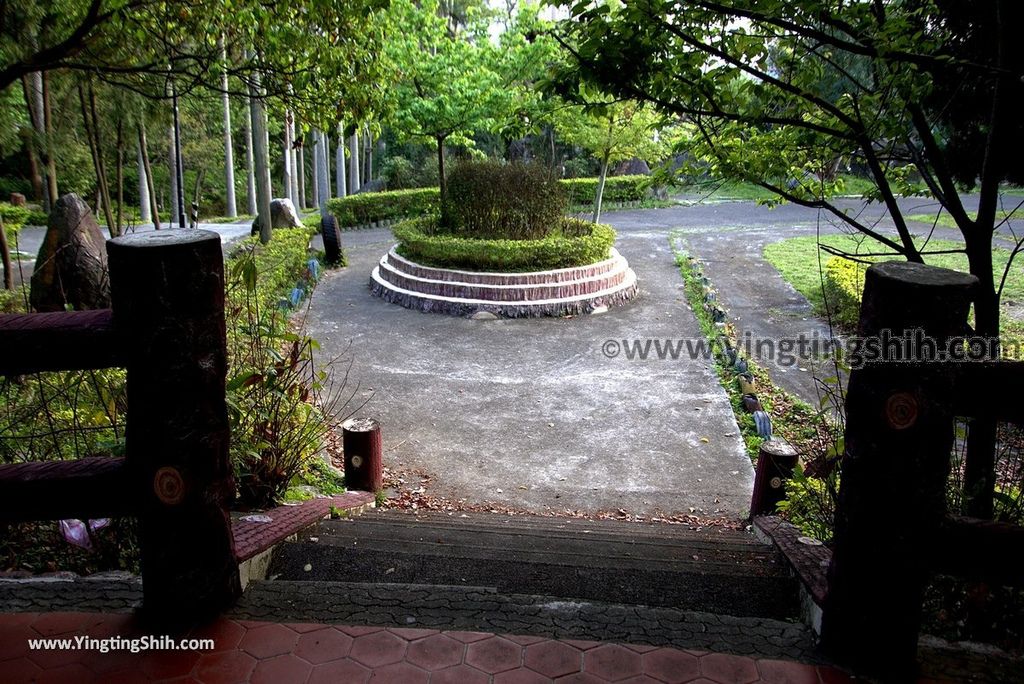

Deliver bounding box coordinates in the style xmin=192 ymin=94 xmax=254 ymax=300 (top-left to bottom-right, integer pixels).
xmin=0 ymin=230 xmax=240 ymax=629
xmin=819 ymin=261 xmax=1024 ymax=676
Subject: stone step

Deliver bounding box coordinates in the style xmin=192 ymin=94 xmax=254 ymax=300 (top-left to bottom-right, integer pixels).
xmin=268 ymin=510 xmax=799 ymax=620
xmin=370 ymin=263 xmax=638 ymax=317
xmin=233 ymin=580 xmax=820 ymax=663
xmin=385 ymin=246 xmax=626 ymax=284
xmin=376 ymin=253 xmax=631 ymax=302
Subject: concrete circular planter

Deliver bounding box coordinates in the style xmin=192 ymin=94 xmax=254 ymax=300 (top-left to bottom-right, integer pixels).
xmin=370 ymin=245 xmax=639 ymax=318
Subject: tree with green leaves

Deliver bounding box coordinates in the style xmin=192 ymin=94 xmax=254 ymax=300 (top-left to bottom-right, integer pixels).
xmin=553 ymin=95 xmax=668 ymax=221
xmin=384 ymin=0 xmax=509 ymax=211
xmin=557 ymin=0 xmax=1024 ymax=519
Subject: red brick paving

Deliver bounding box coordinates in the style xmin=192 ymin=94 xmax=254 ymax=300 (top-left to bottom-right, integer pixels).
xmin=0 ymin=611 xmax=861 ymax=683
xmin=231 ymin=491 xmax=374 ymax=562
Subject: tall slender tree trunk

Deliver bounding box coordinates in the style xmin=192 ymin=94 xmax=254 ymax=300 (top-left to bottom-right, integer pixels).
xmin=437 ymin=136 xmax=448 ymax=225
xmin=170 ymin=84 xmax=186 ymax=230
xmin=115 ymin=118 xmax=124 ymax=232
xmin=19 ymin=76 xmax=44 ymax=201
xmin=0 ymin=215 xmax=11 ymax=290
xmin=169 ymin=120 xmax=180 ymax=226
xmin=138 ymin=123 xmax=160 ymax=230
xmin=249 ymin=73 xmax=272 ymax=244
xmin=243 ymin=107 xmax=257 ymax=216
xmin=335 ymin=123 xmax=347 ymax=199
xmin=137 ymin=140 xmax=151 ymax=224
xmin=592 ymin=153 xmax=610 ymax=224
xmin=297 ymin=141 xmax=306 ymax=209
xmin=78 ymin=82 xmax=117 ymax=236
xmin=283 ymin=111 xmax=294 ymax=206
xmin=349 ymin=134 xmax=361 ymax=194
xmin=220 ymin=40 xmax=237 ymax=218
xmin=363 ymin=131 xmax=373 ymax=182
xmin=323 ymin=131 xmax=331 ymax=199
xmin=41 ymin=72 xmax=58 ymax=208
xmin=289 ymin=120 xmax=300 ymax=206
xmin=311 ymin=132 xmax=320 ymax=207
xmin=316 ymin=132 xmax=330 ymax=218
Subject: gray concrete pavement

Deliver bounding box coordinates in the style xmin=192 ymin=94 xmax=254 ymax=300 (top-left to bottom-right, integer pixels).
xmin=307 ymin=224 xmax=754 ymax=517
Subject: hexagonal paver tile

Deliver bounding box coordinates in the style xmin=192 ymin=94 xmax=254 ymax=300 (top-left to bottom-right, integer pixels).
xmin=0 ymin=658 xmax=43 ymax=684
xmin=191 ymin=618 xmax=247 ymax=652
xmin=494 ymin=669 xmax=552 ymax=684
xmin=36 ymin=663 xmax=98 ymax=684
xmin=430 ymin=664 xmax=490 ymax=684
xmin=309 ymin=658 xmax=371 ymax=684
xmin=553 ymin=673 xmax=605 ymax=683
xmin=366 ymin=661 xmax=429 ymax=683
xmin=239 ymin=623 xmax=300 ymax=660
xmin=251 ymin=653 xmax=313 ymax=684
xmin=295 ymin=627 xmax=354 ymax=665
xmin=817 ymin=665 xmax=856 ymax=684
xmin=195 ymin=649 xmax=258 ymax=683
xmin=698 ymin=653 xmax=759 ymax=684
xmin=350 ymin=630 xmax=409 ymax=668
xmin=139 ymin=649 xmax=202 ymax=680
xmin=465 ymin=636 xmax=522 ymax=674
xmin=406 ymin=634 xmax=464 ymax=671
xmin=756 ymin=658 xmax=821 ymax=684
xmin=340 ymin=625 xmax=384 ymax=637
xmin=642 ymin=648 xmax=701 ymax=683
xmin=584 ymin=644 xmax=643 ymax=682
xmin=31 ymin=613 xmax=94 ymax=637
xmin=524 ymin=640 xmax=583 ymax=678
xmin=445 ymin=631 xmax=492 ymax=643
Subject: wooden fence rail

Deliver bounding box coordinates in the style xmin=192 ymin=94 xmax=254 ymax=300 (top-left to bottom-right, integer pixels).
xmin=820 ymin=261 xmax=1024 ymax=676
xmin=0 ymin=230 xmax=240 ymax=629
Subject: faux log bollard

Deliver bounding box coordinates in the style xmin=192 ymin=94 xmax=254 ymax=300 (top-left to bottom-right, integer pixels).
xmin=342 ymin=418 xmax=383 ymax=492
xmin=749 ymin=439 xmax=798 ymax=517
xmin=107 ymin=230 xmax=240 ymax=629
xmin=820 ymin=261 xmax=977 ymax=677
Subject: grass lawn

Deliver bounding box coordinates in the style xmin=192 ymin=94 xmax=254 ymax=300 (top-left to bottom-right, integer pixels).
xmin=764 ymin=234 xmax=1024 ymax=355
xmin=906 ymin=208 xmax=1022 ymax=230
xmin=676 ymin=175 xmax=882 ymax=202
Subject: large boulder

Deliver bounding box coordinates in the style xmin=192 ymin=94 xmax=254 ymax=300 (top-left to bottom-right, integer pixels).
xmin=251 ymin=198 xmax=302 ymax=236
xmin=30 ymin=193 xmax=111 ymax=312
xmin=614 ymin=157 xmax=651 ymax=176
xmin=355 ymin=179 xmax=386 ymax=194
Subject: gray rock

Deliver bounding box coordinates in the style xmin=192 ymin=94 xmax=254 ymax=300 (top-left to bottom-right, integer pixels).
xmin=251 ymin=198 xmax=303 ymax=235
xmin=270 ymin=198 xmax=302 ymax=228
xmin=614 ymin=158 xmax=651 ymax=176
xmin=470 ymin=310 xmax=500 ymax=321
xmin=355 ymin=179 xmax=386 ymax=194
xmin=30 ymin=193 xmax=111 ymax=312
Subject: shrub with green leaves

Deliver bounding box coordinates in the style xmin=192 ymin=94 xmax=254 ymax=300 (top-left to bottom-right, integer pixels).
xmin=560 ymin=176 xmax=649 ymax=205
xmin=445 ymin=160 xmax=567 ymax=239
xmin=822 ymin=256 xmax=868 ymax=328
xmin=325 ymin=175 xmax=651 ymax=228
xmin=326 ymin=187 xmax=440 ymax=227
xmin=393 ymin=216 xmax=614 ymax=271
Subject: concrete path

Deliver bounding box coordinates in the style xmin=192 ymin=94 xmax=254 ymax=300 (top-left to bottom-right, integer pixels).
xmin=307 ymin=227 xmax=753 ymax=517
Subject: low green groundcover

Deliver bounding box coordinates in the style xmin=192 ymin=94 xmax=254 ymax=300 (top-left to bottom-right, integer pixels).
xmin=393 ymin=216 xmax=616 ymax=272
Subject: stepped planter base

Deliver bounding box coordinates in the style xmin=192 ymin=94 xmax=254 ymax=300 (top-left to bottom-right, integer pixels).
xmin=370 ymin=245 xmax=639 ymax=318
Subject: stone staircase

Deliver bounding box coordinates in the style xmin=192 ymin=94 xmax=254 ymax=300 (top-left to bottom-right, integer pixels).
xmin=235 ymin=509 xmax=817 ymax=661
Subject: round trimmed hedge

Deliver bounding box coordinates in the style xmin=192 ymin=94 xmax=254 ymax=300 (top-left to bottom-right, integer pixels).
xmin=392 ymin=216 xmax=616 ymax=272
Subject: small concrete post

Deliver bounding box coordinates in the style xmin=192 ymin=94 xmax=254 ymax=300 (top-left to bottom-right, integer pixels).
xmin=342 ymin=418 xmax=383 ymax=492
xmin=107 ymin=230 xmax=240 ymax=628
xmin=820 ymin=262 xmax=976 ymax=676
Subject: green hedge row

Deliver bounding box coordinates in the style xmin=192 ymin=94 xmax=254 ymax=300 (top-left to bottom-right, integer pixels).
xmin=822 ymin=256 xmax=868 ymax=328
xmin=326 ymin=188 xmax=440 ymax=227
xmin=560 ymin=176 xmax=649 ymax=204
xmin=392 ymin=217 xmax=616 ymax=272
xmin=325 ymin=176 xmax=650 ymax=227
